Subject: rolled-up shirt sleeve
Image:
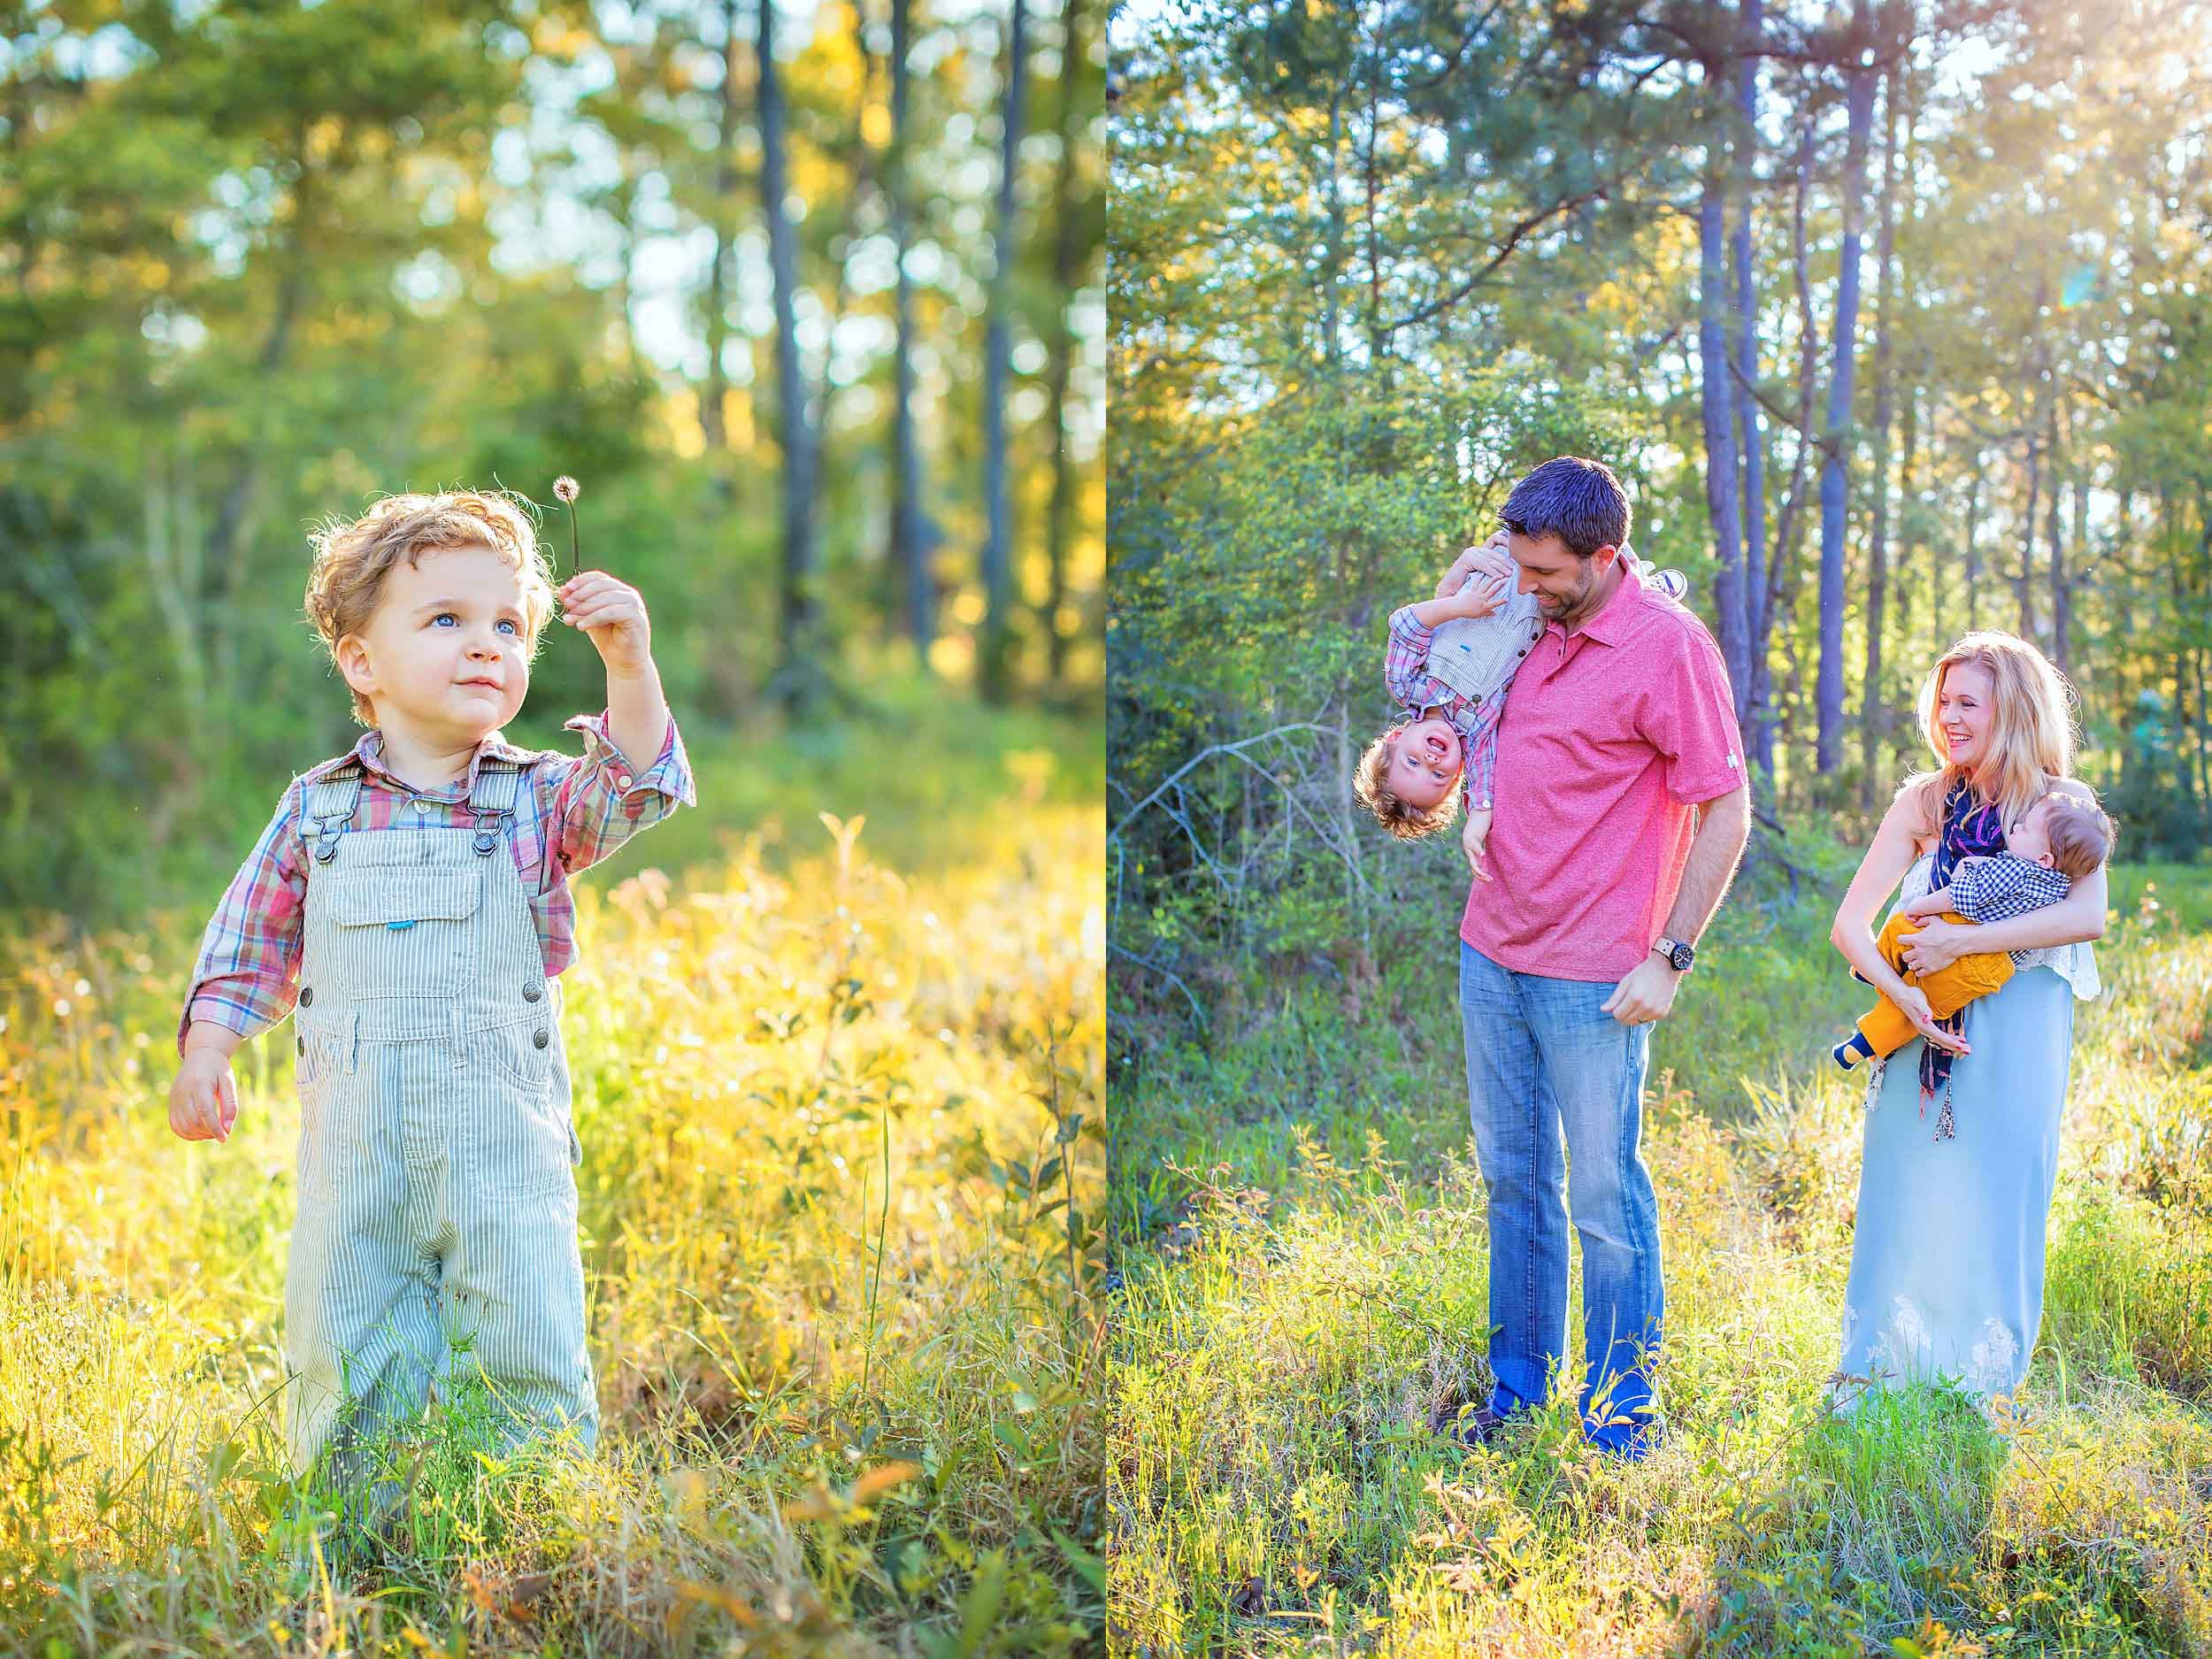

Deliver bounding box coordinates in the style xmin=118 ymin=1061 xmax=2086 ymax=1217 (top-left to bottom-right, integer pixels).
xmin=542 ymin=710 xmax=697 ymax=884
xmin=179 ymin=783 xmax=309 ymax=1056
xmin=1384 ymin=606 xmax=1445 ymax=716
xmin=1460 ymin=683 xmax=1508 ymax=813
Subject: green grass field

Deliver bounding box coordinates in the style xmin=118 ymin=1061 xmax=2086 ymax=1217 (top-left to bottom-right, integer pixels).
xmin=1109 ymin=849 xmax=2212 ymax=1657
xmin=0 ymin=697 xmax=1103 ymax=1657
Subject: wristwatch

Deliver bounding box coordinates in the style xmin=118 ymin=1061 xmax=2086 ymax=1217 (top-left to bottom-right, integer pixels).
xmin=1652 ymin=935 xmax=1695 ymax=973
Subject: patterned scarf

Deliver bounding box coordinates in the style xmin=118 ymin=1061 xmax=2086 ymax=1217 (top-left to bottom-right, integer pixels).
xmin=1918 ymin=779 xmax=2009 ymax=1137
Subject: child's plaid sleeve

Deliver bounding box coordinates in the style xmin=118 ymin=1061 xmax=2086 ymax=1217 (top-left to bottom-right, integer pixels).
xmin=1383 ymin=606 xmax=1440 ymax=713
xmin=540 ymin=710 xmax=698 ymax=882
xmin=178 ymin=783 xmax=310 ymax=1056
xmin=1460 ymin=683 xmax=1509 ymax=814
xmin=1948 ymin=856 xmax=2073 ymax=925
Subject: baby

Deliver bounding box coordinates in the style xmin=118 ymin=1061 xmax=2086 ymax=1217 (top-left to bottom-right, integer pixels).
xmin=167 ymin=488 xmax=695 ymax=1494
xmin=1833 ymin=793 xmax=2112 ymax=1071
xmin=1355 ymin=534 xmax=1685 ymax=875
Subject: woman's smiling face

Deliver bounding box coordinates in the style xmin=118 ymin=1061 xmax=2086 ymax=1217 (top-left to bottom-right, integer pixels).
xmin=1936 ymin=661 xmax=1997 ymax=767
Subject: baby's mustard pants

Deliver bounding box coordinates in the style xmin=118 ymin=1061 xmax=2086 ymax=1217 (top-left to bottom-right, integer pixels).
xmin=1854 ymin=910 xmax=2014 ymax=1059
xmin=284 ymin=757 xmax=596 ymax=1482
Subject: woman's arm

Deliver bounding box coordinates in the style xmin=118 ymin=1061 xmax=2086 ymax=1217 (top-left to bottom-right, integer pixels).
xmin=1829 ymin=792 xmax=1928 ymax=1006
xmin=1900 ymin=779 xmax=2110 ymax=970
xmin=1901 ymin=864 xmax=2107 ymax=969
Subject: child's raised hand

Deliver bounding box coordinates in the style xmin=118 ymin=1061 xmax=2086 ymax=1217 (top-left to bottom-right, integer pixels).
xmin=1452 ymin=566 xmax=1513 ymax=620
xmin=1436 ymin=533 xmax=1514 ymax=601
xmin=1463 ymin=809 xmax=1494 ymax=883
xmin=557 ymin=572 xmax=655 ymax=675
xmin=169 ymin=1049 xmax=239 ymax=1143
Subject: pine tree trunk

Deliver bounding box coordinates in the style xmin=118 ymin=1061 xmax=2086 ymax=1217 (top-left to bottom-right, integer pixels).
xmin=1041 ymin=0 xmax=1084 ymax=681
xmin=889 ymin=0 xmax=933 ymax=650
xmin=1699 ymin=133 xmax=1748 ymax=700
xmin=1815 ymin=31 xmax=1878 ymax=775
xmin=979 ymin=0 xmax=1029 ymax=698
xmin=762 ymin=0 xmax=820 ymax=705
xmin=1858 ymin=59 xmax=1901 ymax=807
xmin=1732 ymin=0 xmax=1767 ymax=743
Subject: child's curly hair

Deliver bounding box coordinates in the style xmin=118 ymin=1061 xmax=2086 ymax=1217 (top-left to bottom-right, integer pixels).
xmin=305 ymin=489 xmax=557 ymax=726
xmin=1353 ymin=727 xmax=1462 ymax=841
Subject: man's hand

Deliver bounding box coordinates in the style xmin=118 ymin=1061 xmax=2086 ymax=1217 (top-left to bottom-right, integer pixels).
xmin=558 ymin=571 xmax=654 ymax=675
xmin=1462 ymin=808 xmax=1494 ymax=883
xmin=1601 ymin=955 xmax=1681 ymax=1025
xmin=170 ymin=1048 xmax=239 ymax=1142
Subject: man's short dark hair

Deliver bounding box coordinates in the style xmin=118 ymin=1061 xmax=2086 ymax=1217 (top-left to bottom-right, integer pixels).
xmin=1500 ymin=457 xmax=1631 ymax=559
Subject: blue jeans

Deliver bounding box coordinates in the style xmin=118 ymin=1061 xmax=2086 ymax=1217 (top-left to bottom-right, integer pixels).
xmin=1458 ymin=942 xmax=1663 ymax=1455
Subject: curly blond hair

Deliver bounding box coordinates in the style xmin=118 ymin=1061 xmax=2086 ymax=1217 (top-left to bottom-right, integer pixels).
xmin=1353 ymin=727 xmax=1462 ymax=841
xmin=304 ymin=489 xmax=557 ymax=725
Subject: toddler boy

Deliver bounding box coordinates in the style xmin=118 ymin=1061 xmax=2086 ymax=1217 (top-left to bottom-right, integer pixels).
xmin=168 ymin=488 xmax=694 ymax=1486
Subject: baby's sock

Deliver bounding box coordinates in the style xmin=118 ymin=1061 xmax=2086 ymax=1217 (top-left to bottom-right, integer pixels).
xmin=1832 ymin=1032 xmax=1875 ymax=1071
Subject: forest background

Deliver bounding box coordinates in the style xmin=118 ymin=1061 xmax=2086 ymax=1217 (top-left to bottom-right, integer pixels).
xmin=1111 ymin=0 xmax=2212 ymax=980
xmin=4 ymin=0 xmax=1104 ymax=918
xmin=1110 ymin=1 xmax=2212 ymax=1652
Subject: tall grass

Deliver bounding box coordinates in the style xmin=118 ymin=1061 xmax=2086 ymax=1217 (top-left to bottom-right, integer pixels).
xmin=1 ymin=782 xmax=1103 ymax=1655
xmin=1109 ymin=855 xmax=2212 ymax=1656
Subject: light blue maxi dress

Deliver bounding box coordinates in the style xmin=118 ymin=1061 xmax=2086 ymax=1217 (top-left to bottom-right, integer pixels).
xmin=1834 ymin=851 xmax=2095 ymax=1404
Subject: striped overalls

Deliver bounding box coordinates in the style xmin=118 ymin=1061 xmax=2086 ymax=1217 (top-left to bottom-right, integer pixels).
xmin=284 ymin=756 xmax=596 ymax=1479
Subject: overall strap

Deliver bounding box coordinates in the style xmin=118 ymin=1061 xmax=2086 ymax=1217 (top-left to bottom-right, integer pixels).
xmin=301 ymin=765 xmax=366 ymax=864
xmin=465 ymin=759 xmax=525 ymax=856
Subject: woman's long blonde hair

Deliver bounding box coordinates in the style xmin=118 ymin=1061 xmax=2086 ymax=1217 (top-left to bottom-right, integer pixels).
xmin=1898 ymin=632 xmax=2080 ymax=837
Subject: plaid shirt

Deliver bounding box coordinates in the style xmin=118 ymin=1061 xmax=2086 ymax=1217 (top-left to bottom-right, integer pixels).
xmin=180 ymin=712 xmax=695 ymax=1055
xmin=1384 ymin=605 xmax=1509 ymax=811
xmin=1948 ymin=853 xmax=2073 ymax=964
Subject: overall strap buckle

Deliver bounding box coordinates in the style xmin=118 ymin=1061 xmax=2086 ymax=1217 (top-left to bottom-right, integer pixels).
xmin=302 ymin=766 xmax=365 ymax=864
xmin=466 ymin=760 xmax=523 ymax=857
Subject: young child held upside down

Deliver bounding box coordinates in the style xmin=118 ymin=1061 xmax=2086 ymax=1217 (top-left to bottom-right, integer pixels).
xmin=1833 ymin=792 xmax=2112 ymax=1073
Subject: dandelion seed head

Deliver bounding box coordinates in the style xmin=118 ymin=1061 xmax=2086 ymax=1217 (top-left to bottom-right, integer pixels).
xmin=553 ymin=475 xmax=580 ymax=503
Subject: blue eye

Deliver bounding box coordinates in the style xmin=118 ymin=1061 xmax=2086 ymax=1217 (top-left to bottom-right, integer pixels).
xmin=433 ymin=613 xmax=457 ymax=627
xmin=497 ymin=618 xmax=518 ymax=635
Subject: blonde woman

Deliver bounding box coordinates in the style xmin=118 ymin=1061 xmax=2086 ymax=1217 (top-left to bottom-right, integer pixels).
xmin=1826 ymin=632 xmax=2108 ymax=1405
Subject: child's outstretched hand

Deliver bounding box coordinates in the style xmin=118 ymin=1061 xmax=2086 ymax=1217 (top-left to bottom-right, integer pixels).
xmin=1902 ymin=886 xmax=1952 ymax=918
xmin=1449 ymin=565 xmax=1513 ymax=621
xmin=1436 ymin=533 xmax=1516 ymax=601
xmin=557 ymin=571 xmax=654 ymax=675
xmin=1463 ymin=807 xmax=1494 ymax=883
xmin=169 ymin=1048 xmax=239 ymax=1143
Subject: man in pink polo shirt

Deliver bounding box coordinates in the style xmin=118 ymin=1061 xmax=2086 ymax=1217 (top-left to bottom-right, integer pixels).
xmin=1451 ymin=457 xmax=1750 ymax=1460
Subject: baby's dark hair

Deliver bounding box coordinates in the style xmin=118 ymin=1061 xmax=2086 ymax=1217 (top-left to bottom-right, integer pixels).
xmin=1500 ymin=457 xmax=1631 ymax=559
xmin=2043 ymin=796 xmax=2114 ymax=879
xmin=1354 ymin=728 xmax=1461 ymax=841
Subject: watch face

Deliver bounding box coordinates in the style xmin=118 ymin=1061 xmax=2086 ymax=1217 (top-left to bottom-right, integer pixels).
xmin=1672 ymin=944 xmax=1694 ymax=971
